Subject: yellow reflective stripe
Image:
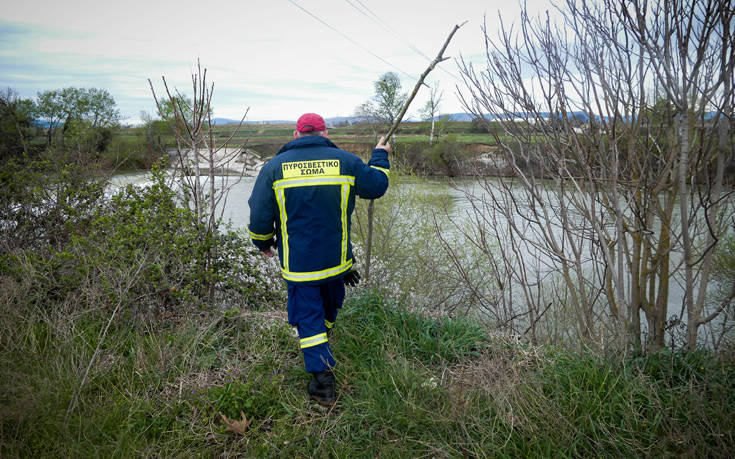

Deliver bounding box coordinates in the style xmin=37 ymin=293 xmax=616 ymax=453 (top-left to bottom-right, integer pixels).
xmin=325 ymin=319 xmax=334 ymax=329
xmin=273 ymin=175 xmax=355 ymax=189
xmin=272 ymin=173 xmax=356 ymax=280
xmin=282 ymin=259 xmax=353 ymax=282
xmin=371 ymin=166 xmax=390 ymax=177
xmin=340 ymin=183 xmax=349 ymax=265
xmin=300 ymin=333 xmax=328 ymax=349
xmin=248 ymin=228 xmax=275 ymax=241
xmin=275 ymin=187 xmax=289 ymax=271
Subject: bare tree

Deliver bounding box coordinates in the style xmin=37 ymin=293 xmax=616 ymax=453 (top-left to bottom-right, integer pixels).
xmin=420 ymin=81 xmax=443 ymax=146
xmin=454 ymin=0 xmax=734 ymax=351
xmin=619 ymin=0 xmax=735 ymax=349
xmin=148 ymin=61 xmax=250 ymax=299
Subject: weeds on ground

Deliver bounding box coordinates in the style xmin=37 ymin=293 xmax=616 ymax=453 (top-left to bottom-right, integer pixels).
xmin=2 ymin=158 xmax=733 ymax=456
xmin=2 ymin=291 xmax=733 ymax=457
xmin=351 ymin=174 xmax=493 ymax=317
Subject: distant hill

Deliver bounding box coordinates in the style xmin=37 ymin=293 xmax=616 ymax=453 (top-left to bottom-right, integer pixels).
xmin=195 ymin=111 xmax=734 ymax=125
xmin=211 ymin=118 xmax=295 ymax=125
xmin=438 ymin=112 xmax=591 ymax=122
xmin=325 ymin=116 xmax=358 ymax=126
xmin=212 ymin=112 xmax=593 ymax=125
xmin=439 ymin=113 xmax=474 ymax=122
xmin=212 ymin=116 xmax=402 ymax=127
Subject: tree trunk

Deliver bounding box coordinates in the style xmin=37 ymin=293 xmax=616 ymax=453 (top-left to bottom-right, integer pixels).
xmin=364 ymin=199 xmax=375 ymax=283
xmin=679 ymin=112 xmax=698 ymax=349
xmin=429 ymin=118 xmax=435 ymax=146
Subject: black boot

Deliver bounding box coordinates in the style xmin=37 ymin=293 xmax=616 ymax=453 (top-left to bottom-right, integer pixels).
xmin=307 ymin=370 xmax=336 ymax=406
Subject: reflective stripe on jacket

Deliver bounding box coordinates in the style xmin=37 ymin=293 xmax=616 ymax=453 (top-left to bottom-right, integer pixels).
xmin=248 ymin=135 xmax=389 ymax=284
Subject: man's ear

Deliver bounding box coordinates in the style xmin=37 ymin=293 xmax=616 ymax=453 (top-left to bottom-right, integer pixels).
xmin=322 ymin=129 xmax=328 ymax=137
xmin=293 ymin=130 xmax=299 ymax=139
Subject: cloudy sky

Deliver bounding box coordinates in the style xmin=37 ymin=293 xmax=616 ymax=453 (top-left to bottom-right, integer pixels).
xmin=1 ymin=0 xmax=557 ymax=123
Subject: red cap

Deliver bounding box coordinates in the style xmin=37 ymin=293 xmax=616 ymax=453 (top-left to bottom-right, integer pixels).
xmin=296 ymin=113 xmax=326 ymax=132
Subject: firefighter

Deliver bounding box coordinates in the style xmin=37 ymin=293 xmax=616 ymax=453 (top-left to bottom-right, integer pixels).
xmin=248 ymin=113 xmax=390 ymax=405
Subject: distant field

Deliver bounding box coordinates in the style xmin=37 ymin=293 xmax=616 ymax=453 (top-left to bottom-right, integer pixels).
xmin=121 ymin=121 xmax=491 ymax=138
xmin=210 ymin=122 xmax=496 ymax=147
xmin=111 ymin=120 xmax=499 ymax=165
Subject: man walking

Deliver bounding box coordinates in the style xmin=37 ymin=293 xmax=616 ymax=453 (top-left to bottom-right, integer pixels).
xmin=247 ymin=113 xmax=390 ymax=405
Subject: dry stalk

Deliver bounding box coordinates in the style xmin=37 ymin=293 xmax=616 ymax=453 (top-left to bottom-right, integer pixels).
xmin=364 ymin=22 xmax=466 ymax=283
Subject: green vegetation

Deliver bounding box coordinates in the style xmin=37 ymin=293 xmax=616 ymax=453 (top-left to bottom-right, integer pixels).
xmin=350 ymin=173 xmax=492 ymax=316
xmin=2 ymin=158 xmax=732 ymax=456
xmin=1 ymin=84 xmax=497 ymax=174
xmin=0 ymin=86 xmax=169 ymax=171
xmin=2 ymin=287 xmax=733 ymax=456
xmin=2 ymin=83 xmax=733 ymax=456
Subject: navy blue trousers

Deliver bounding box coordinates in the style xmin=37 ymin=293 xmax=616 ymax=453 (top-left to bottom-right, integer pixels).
xmin=287 ymin=279 xmax=345 ymax=373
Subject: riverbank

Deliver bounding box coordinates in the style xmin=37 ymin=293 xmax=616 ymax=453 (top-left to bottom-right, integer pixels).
xmin=2 ymin=291 xmax=733 ymax=456
xmin=3 ymin=158 xmax=733 ymax=456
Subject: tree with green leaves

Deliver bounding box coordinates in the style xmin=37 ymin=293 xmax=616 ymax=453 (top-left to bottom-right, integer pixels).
xmin=0 ymin=88 xmax=37 ymax=161
xmin=36 ymin=87 xmax=119 ymax=152
xmin=355 ymin=72 xmax=407 ymax=136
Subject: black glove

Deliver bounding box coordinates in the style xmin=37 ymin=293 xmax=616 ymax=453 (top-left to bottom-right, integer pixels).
xmin=343 ymin=269 xmax=361 ymax=287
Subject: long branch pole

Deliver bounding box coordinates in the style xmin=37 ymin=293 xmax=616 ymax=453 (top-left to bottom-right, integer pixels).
xmin=364 ymin=22 xmax=466 ymax=283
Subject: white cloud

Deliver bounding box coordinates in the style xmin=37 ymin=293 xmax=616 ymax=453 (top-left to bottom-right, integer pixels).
xmin=0 ymin=0 xmax=563 ymax=120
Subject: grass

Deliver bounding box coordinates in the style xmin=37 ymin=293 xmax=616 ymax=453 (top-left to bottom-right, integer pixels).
xmin=2 ymin=290 xmax=733 ymax=457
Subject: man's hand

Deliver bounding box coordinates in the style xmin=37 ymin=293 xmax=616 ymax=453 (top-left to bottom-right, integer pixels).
xmin=376 ymin=136 xmax=391 ymax=154
xmin=343 ymin=269 xmax=361 ymax=287
xmin=260 ymin=239 xmax=278 ymax=258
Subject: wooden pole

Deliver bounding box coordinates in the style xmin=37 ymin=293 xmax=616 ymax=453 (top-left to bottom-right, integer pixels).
xmin=364 ymin=22 xmax=466 ymax=283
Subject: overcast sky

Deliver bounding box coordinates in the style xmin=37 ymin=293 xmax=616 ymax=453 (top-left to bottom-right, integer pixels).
xmin=0 ymin=0 xmax=558 ymax=123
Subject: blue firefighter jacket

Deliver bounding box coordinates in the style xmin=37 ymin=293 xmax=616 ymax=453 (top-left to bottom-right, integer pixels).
xmin=247 ymin=135 xmax=390 ymax=284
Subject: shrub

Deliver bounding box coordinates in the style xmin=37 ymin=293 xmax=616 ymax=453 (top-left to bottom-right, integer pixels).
xmin=0 ymin=155 xmax=106 ymax=253
xmin=421 ymin=135 xmax=468 ymax=176
xmin=1 ymin=159 xmax=282 ymax=321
